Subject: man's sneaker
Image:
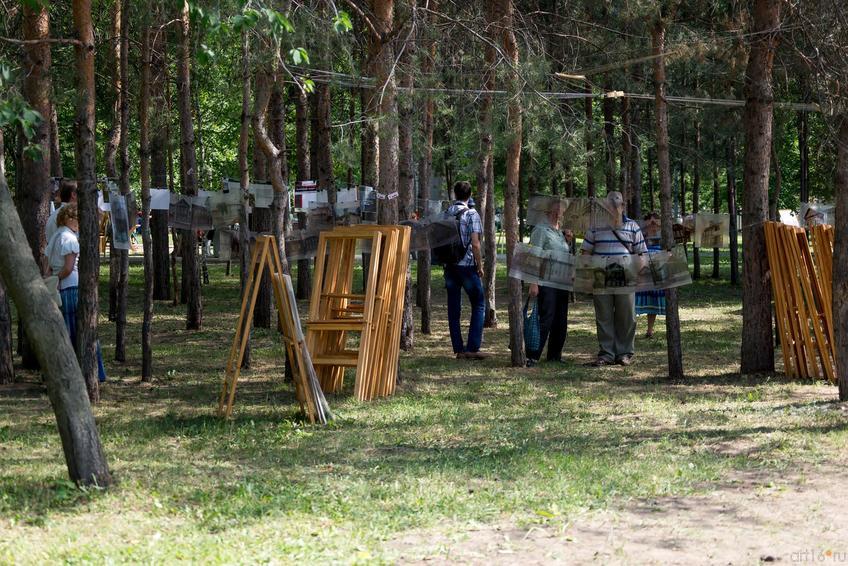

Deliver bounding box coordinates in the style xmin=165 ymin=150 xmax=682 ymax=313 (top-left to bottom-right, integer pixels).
xmin=617 ymin=355 xmax=634 ymax=366
xmin=589 ymin=357 xmax=614 ymax=367
xmin=526 ymin=358 xmax=538 ymax=368
xmin=465 ymin=351 xmax=490 ymax=360
xmin=455 ymin=352 xmax=467 ymax=360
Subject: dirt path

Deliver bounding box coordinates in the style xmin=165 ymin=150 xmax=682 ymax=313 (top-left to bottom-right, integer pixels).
xmin=389 ymin=467 xmax=848 ymax=564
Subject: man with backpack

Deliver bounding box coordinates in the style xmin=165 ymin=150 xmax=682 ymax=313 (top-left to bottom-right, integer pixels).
xmin=438 ymin=181 xmax=488 ymax=360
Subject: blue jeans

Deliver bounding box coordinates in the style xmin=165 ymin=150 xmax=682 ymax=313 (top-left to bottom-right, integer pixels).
xmin=60 ymin=286 xmax=107 ymax=383
xmin=444 ymin=265 xmax=485 ymax=354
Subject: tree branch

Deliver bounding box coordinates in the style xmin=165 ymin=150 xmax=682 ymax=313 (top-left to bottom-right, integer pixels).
xmin=0 ymin=36 xmax=81 ymax=46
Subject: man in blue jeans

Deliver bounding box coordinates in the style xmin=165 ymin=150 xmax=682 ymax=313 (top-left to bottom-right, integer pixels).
xmin=444 ymin=181 xmax=489 ymax=360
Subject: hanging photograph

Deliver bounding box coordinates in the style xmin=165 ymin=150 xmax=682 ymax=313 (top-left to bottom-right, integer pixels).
xmin=109 ymin=189 xmax=131 ymax=250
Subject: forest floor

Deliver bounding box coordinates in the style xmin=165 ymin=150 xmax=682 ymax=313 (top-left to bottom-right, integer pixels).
xmin=1 ymin=260 xmax=847 ymax=564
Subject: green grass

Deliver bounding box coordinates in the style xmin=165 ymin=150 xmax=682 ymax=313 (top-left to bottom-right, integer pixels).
xmin=1 ymin=257 xmax=846 ymax=563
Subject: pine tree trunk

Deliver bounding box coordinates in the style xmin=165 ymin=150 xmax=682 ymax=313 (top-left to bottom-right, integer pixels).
xmin=693 ymin=119 xmax=701 ymax=280
xmin=727 ymin=139 xmax=739 ymax=285
xmin=0 ymin=170 xmax=111 ymax=487
xmin=107 ymin=0 xmax=122 ymax=323
xmin=630 ymin=116 xmax=642 ymax=219
xmin=252 ymin=69 xmax=272 ymax=330
xmin=620 ymin=97 xmax=631 ymax=202
xmin=371 ymin=0 xmax=399 ymax=225
xmin=0 ymin=129 xmax=10 ymax=384
xmin=139 ymin=22 xmax=154 ymax=381
xmin=713 ymin=151 xmax=721 ymax=279
xmin=49 ymin=104 xmax=62 ymax=177
xmin=585 ymin=86 xmax=595 ymax=197
xmin=478 ymin=38 xmax=497 ymax=328
xmin=177 ymin=0 xmax=202 ymax=330
xmin=398 ymin=53 xmax=415 ymax=351
xmin=293 ymin=85 xmax=311 ymax=301
xmin=115 ymin=0 xmax=130 ymax=362
xmin=238 ymin=30 xmax=252 ymax=370
xmin=602 ymin=80 xmax=616 ymax=193
xmin=19 ymin=3 xmax=53 ymax=370
xmin=150 ymin=25 xmax=171 ymax=301
xmin=416 ymin=2 xmax=435 ymax=332
xmin=73 ymin=0 xmax=102 ymax=402
xmin=739 ymin=0 xmax=778 ymax=375
xmin=647 ymin=146 xmax=655 ymax=212
xmin=768 ymin=139 xmax=782 ymax=221
xmin=653 ymin=19 xmax=683 ymax=380
xmin=799 ymin=80 xmax=810 ymax=204
xmin=490 ymin=0 xmax=524 ymax=366
xmin=679 ymin=125 xmax=686 ymax=218
xmin=834 ymin=115 xmax=848 ymax=401
xmin=0 ymin=274 xmax=12 ymax=385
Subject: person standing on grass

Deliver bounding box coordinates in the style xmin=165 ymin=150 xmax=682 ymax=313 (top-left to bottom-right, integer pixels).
xmin=525 ymin=199 xmax=570 ymax=367
xmin=444 ymin=180 xmax=488 ymax=360
xmin=45 ymin=204 xmax=108 ymax=383
xmin=45 ymin=179 xmax=77 ymax=244
xmin=581 ymin=191 xmax=647 ymax=367
xmin=636 ymin=212 xmax=665 ymax=338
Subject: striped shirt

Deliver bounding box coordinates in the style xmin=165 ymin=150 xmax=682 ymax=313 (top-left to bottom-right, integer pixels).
xmin=446 ymin=201 xmax=483 ymax=267
xmin=581 ymin=216 xmax=647 ymax=257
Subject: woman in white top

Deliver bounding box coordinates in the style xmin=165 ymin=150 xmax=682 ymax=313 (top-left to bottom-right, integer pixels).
xmin=45 ymin=204 xmax=107 ymax=382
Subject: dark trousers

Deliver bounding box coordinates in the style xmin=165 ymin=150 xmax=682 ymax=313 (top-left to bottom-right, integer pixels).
xmin=527 ymin=286 xmax=569 ymax=361
xmin=444 ymin=265 xmax=485 ymax=354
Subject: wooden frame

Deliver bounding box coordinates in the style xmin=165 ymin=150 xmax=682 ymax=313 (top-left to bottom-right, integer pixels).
xmin=218 ymin=235 xmax=330 ymax=423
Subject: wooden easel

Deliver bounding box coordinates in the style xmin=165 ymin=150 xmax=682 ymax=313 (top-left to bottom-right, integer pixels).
xmin=218 ymin=235 xmax=331 ymax=423
xmin=306 ymin=224 xmax=411 ymax=401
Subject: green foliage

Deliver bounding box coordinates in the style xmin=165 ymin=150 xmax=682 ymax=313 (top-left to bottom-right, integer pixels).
xmin=0 ymin=63 xmax=44 ymax=161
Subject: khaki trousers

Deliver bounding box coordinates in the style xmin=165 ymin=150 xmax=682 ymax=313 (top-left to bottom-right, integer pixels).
xmin=592 ymin=293 xmax=636 ymax=362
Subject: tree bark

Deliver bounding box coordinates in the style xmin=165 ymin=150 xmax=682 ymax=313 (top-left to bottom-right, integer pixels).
xmin=293 ymin=84 xmax=311 ymax=301
xmin=252 ymin=69 xmax=273 ymax=330
xmin=477 ymin=34 xmax=498 ymax=329
xmin=799 ymin=79 xmax=810 ymax=204
xmin=620 ymin=97 xmax=631 ymax=203
xmin=150 ymin=23 xmax=170 ymax=301
xmin=19 ymin=3 xmax=54 ymax=370
xmin=139 ymin=20 xmax=154 ymax=382
xmin=629 ymin=110 xmax=642 ymax=219
xmin=768 ymin=138 xmax=782 ymax=221
xmin=253 ymin=68 xmax=289 ymax=274
xmin=0 ymin=130 xmax=10 ymax=384
xmin=106 ymin=0 xmax=122 ymax=323
xmin=177 ymin=0 xmax=202 ymax=330
xmin=647 ymin=146 xmax=655 ymax=212
xmin=398 ymin=49 xmax=415 ymax=351
xmin=370 ymin=0 xmax=399 ymax=225
xmin=1 ymin=169 xmax=112 ymax=485
xmin=238 ymin=30 xmax=252 ymax=370
xmin=114 ymin=0 xmax=130 ymax=362
xmin=693 ymin=118 xmax=701 ymax=280
xmin=713 ymin=149 xmax=721 ymax=279
xmin=584 ymin=86 xmax=595 ymax=197
xmin=834 ymin=115 xmax=848 ymax=401
xmin=678 ymin=125 xmax=686 ymax=218
xmin=740 ymin=0 xmax=778 ymax=375
xmin=490 ymin=0 xmax=524 ymax=366
xmin=602 ymin=81 xmax=616 ymax=193
xmin=652 ymin=19 xmax=683 ymax=380
xmin=727 ymin=138 xmax=739 ymax=285
xmin=416 ymin=1 xmax=435 ymax=333
xmin=73 ymin=0 xmax=101 ymax=402
xmin=49 ymin=104 xmax=62 ymax=177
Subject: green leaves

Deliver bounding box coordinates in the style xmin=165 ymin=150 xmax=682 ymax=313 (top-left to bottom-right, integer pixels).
xmin=288 ymin=47 xmax=309 ymax=66
xmin=333 ymin=10 xmax=353 ymax=34
xmin=301 ymin=78 xmax=315 ymax=94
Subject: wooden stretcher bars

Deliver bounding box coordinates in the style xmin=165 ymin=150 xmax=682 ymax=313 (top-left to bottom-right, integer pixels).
xmin=218 ymin=235 xmax=331 ymax=423
xmin=306 ymin=224 xmax=411 ymax=401
xmin=764 ymin=222 xmax=836 ymax=382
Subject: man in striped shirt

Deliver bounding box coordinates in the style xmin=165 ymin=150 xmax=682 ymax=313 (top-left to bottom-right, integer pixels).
xmin=581 ymin=191 xmax=647 ymax=366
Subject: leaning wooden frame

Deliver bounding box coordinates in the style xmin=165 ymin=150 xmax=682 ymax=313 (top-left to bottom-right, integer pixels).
xmin=764 ymin=222 xmax=836 ymax=382
xmin=306 ymin=224 xmax=411 ymax=401
xmin=218 ymin=235 xmax=331 ymax=424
